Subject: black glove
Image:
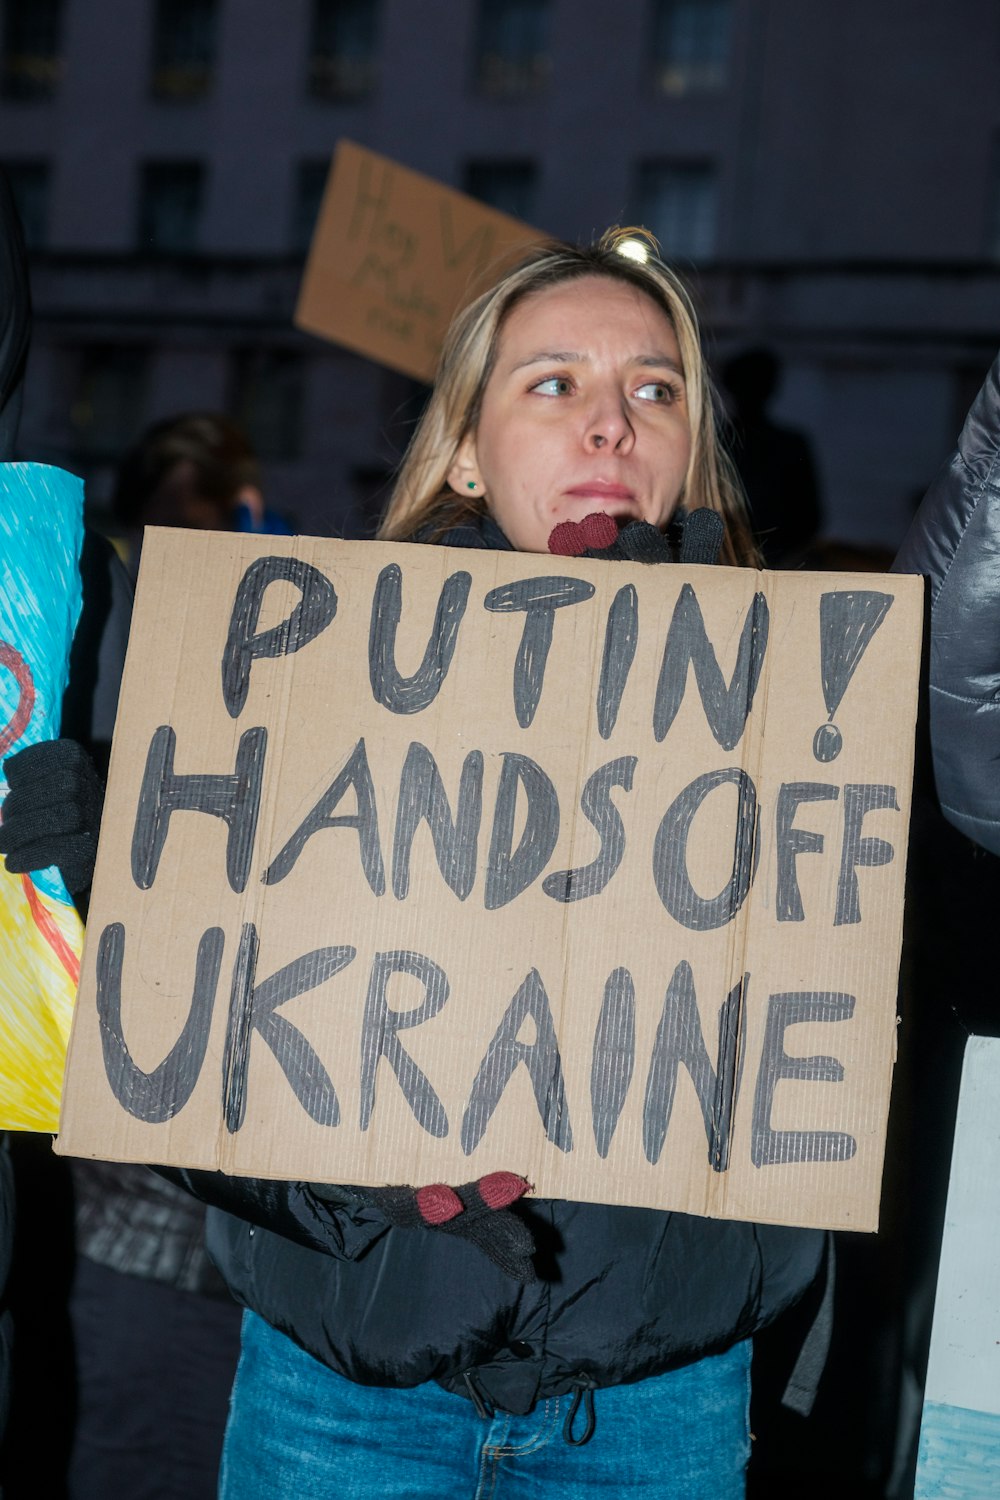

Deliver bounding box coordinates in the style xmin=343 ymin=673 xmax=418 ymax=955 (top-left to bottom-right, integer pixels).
xmin=548 ymin=508 xmax=724 ymax=566
xmin=0 ymin=738 xmax=105 ymax=893
xmin=314 ymin=1170 xmax=537 ymax=1283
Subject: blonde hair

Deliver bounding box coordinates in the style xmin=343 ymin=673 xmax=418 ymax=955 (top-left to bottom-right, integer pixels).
xmin=378 ymin=228 xmax=757 ymax=568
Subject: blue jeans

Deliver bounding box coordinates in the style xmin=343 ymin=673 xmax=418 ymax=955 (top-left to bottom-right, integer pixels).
xmin=220 ymin=1311 xmax=751 ymax=1498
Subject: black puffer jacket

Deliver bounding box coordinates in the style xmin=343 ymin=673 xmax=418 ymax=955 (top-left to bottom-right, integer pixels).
xmin=168 ymin=513 xmax=825 ymax=1417
xmin=893 ymin=350 xmax=1000 ymax=854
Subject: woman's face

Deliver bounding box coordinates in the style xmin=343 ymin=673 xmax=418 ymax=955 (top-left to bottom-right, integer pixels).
xmin=450 ymin=276 xmax=692 ymax=554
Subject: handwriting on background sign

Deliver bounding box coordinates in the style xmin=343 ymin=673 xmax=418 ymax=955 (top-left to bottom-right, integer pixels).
xmin=344 ymin=154 xmax=509 ymax=353
xmin=95 ymin=551 xmax=903 ymax=1170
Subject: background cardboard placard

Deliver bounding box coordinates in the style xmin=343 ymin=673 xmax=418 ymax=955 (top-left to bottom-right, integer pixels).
xmin=57 ymin=530 xmax=923 ymax=1231
xmin=914 ymin=1037 xmax=1000 ymax=1496
xmin=295 ymin=140 xmax=545 ymax=381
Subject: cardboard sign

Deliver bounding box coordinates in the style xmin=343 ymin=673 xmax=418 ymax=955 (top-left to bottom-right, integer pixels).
xmin=57 ymin=531 xmax=922 ymax=1231
xmin=0 ymin=462 xmax=85 ymax=1131
xmin=295 ymin=141 xmax=544 ymax=382
xmin=915 ymin=1036 xmax=1000 ymax=1497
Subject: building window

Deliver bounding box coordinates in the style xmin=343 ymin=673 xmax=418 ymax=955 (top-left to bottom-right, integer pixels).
xmin=232 ymin=350 xmax=304 ymax=462
xmin=308 ymin=0 xmax=380 ymax=102
xmin=652 ymin=0 xmax=732 ymax=96
xmin=637 ymin=162 xmax=718 ymax=262
xmin=1 ymin=0 xmax=64 ymax=101
xmin=465 ymin=160 xmax=538 ymax=222
xmin=137 ymin=162 xmax=204 ymax=253
xmin=3 ymin=161 xmax=50 ymax=249
xmin=150 ymin=0 xmax=218 ymax=102
xmin=70 ymin=347 xmax=149 ymax=460
xmin=476 ymin=0 xmax=551 ymax=99
xmin=292 ymin=159 xmax=329 ymax=253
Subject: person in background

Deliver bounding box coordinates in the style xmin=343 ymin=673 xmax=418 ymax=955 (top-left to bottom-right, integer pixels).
xmin=887 ymin=350 xmax=1000 ymax=1494
xmin=721 ymin=346 xmax=823 ymax=567
xmin=111 ymin=410 xmax=291 ymax=578
xmin=894 ymin=351 xmax=1000 ymax=856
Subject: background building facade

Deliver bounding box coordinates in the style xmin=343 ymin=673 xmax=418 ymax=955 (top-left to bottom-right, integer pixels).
xmin=2 ymin=0 xmax=999 ymax=544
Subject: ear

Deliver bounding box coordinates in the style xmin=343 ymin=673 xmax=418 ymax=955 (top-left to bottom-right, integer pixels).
xmin=446 ymin=433 xmax=482 ymax=496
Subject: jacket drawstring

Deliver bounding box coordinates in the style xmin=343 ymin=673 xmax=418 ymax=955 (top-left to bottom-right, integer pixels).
xmin=562 ymin=1375 xmax=597 ymax=1445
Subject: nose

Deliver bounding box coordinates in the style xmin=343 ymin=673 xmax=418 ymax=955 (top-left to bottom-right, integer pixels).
xmin=585 ymin=394 xmax=634 ymax=453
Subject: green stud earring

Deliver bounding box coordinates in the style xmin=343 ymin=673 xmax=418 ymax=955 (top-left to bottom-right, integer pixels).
xmin=467 ymin=481 xmax=477 ymax=490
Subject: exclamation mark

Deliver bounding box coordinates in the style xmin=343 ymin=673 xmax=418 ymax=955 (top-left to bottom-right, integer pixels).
xmin=813 ymin=591 xmax=894 ymax=762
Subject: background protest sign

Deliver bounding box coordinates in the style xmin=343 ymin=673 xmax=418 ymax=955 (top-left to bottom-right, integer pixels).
xmin=57 ymin=530 xmax=922 ymax=1231
xmin=295 ymin=140 xmax=544 ymax=382
xmin=0 ymin=462 xmax=84 ymax=1131
xmin=915 ymin=1037 xmax=1000 ymax=1496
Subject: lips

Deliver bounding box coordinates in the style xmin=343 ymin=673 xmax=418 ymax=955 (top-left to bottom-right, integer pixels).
xmin=564 ymin=483 xmax=635 ymax=502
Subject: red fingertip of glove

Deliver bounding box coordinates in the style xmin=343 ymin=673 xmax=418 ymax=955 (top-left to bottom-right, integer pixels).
xmin=579 ymin=512 xmax=618 ymax=549
xmin=547 ymin=514 xmax=618 ymax=555
xmin=547 ymin=520 xmax=585 ymax=556
xmin=415 ymin=1183 xmax=463 ymax=1225
xmin=478 ymin=1171 xmax=531 ymax=1210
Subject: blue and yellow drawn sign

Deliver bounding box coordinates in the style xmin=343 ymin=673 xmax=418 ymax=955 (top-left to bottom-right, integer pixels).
xmin=0 ymin=463 xmax=84 ymax=1130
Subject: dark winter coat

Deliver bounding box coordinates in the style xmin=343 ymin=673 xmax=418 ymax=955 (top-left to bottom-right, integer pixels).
xmin=168 ymin=512 xmax=826 ymax=1416
xmin=894 ymin=350 xmax=1000 ymax=855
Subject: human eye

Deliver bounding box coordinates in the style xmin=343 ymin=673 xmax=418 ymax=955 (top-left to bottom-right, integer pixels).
xmin=530 ymin=375 xmax=574 ymax=396
xmin=635 ymin=379 xmax=683 ymax=404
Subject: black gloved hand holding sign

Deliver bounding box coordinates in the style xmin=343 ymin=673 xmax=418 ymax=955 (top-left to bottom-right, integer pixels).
xmin=548 ymin=507 xmax=725 ymax=565
xmin=0 ymin=739 xmax=105 ymax=894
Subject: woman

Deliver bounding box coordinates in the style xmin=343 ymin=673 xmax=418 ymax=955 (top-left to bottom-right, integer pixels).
xmin=3 ymin=229 xmax=825 ymax=1497
xmin=190 ymin=231 xmax=825 ymax=1500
